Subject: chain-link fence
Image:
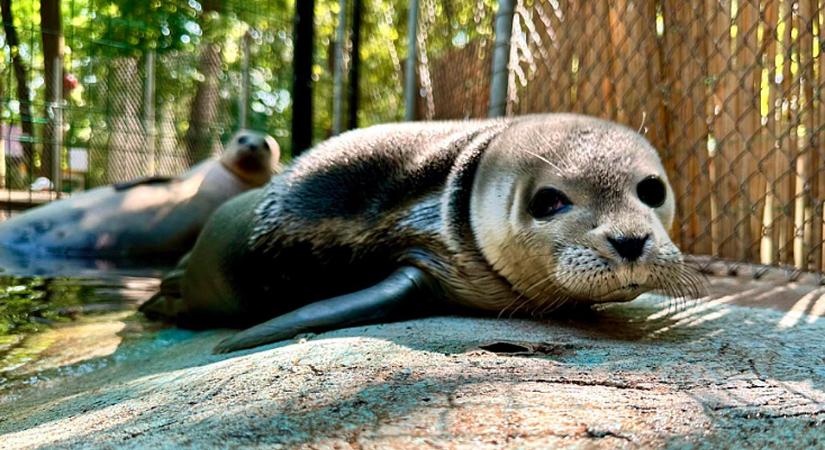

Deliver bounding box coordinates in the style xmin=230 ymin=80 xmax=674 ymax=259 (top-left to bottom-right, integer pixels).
xmin=2 ymin=0 xmax=824 ymax=274
xmin=0 ymin=0 xmax=292 ymax=215
xmin=418 ymin=0 xmax=825 ymax=274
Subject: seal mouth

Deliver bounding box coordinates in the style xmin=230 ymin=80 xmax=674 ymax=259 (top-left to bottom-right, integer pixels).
xmin=236 ymin=153 xmax=267 ymax=172
xmin=585 ymin=282 xmax=652 ymax=302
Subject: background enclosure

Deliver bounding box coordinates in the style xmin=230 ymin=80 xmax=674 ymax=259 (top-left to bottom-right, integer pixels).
xmin=1 ymin=0 xmax=824 ymax=274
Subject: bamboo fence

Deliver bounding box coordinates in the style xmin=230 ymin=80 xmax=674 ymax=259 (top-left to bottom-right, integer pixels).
xmin=421 ymin=0 xmax=825 ymax=273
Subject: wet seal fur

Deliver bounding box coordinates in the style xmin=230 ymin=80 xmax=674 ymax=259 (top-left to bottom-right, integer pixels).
xmin=0 ymin=130 xmax=279 ymax=259
xmin=141 ymin=114 xmax=704 ymax=353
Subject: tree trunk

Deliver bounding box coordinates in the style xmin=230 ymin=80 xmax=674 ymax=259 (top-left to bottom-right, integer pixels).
xmin=347 ymin=0 xmax=362 ymax=130
xmin=156 ymin=100 xmax=187 ymax=176
xmin=184 ymin=0 xmax=224 ymax=165
xmin=292 ymin=0 xmax=315 ymax=156
xmin=404 ymin=0 xmax=419 ymax=121
xmin=40 ymin=0 xmax=63 ymax=179
xmin=331 ymin=0 xmax=348 ymax=135
xmin=1 ymin=0 xmax=35 ymax=183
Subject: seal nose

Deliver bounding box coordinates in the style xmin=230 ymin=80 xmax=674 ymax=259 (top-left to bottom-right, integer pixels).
xmin=607 ymin=234 xmax=649 ymax=261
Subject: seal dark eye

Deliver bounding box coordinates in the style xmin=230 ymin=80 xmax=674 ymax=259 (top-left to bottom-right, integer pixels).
xmin=528 ymin=187 xmax=572 ymax=219
xmin=637 ymin=176 xmax=666 ymax=208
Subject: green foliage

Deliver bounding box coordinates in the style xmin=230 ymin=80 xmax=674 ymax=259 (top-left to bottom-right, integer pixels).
xmin=0 ymin=277 xmax=86 ymax=336
xmin=0 ymin=0 xmax=499 ymax=178
xmin=1 ymin=0 xmax=296 ymax=183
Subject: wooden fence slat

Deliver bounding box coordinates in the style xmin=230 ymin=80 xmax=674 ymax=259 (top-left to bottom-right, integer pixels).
xmin=814 ymin=0 xmax=825 ymax=271
xmin=797 ymin=0 xmax=816 ymax=270
xmin=776 ymin=0 xmax=796 ymax=265
xmin=608 ymin=0 xmax=630 ymax=124
xmin=662 ymin=0 xmax=689 ymax=248
xmin=760 ymin=0 xmax=781 ymax=265
xmin=736 ymin=0 xmax=760 ymax=262
xmin=648 ymin=0 xmax=671 ymax=180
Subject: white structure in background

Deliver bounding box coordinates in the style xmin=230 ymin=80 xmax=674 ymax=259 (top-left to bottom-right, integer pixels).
xmin=30 ymin=177 xmax=53 ymax=191
xmin=66 ymin=147 xmax=89 ymax=191
xmin=1 ymin=124 xmax=24 ymax=189
xmin=28 ymin=148 xmax=88 ymax=192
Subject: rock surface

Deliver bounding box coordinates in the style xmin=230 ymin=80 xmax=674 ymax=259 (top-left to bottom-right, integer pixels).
xmin=1 ymin=275 xmax=824 ymax=449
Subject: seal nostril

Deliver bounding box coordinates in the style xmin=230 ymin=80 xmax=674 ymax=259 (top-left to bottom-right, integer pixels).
xmin=607 ymin=234 xmax=649 ymax=261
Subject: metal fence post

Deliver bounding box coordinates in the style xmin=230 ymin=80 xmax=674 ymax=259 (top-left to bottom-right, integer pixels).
xmin=332 ymin=0 xmax=347 ymax=135
xmin=291 ymin=0 xmax=315 ymax=156
xmin=488 ymin=0 xmax=514 ymax=118
xmin=143 ymin=50 xmax=156 ymax=176
xmin=404 ymin=0 xmax=419 ymax=121
xmin=51 ymin=56 xmax=63 ymax=195
xmin=347 ymin=0 xmax=363 ymax=130
xmin=240 ymin=31 xmax=251 ymax=130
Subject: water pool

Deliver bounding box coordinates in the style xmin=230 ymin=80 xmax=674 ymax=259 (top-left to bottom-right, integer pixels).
xmin=0 ymin=253 xmax=174 ymax=392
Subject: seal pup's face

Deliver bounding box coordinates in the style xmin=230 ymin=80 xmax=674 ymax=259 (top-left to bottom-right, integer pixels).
xmin=471 ymin=114 xmax=702 ymax=313
xmin=220 ymin=130 xmax=280 ymax=187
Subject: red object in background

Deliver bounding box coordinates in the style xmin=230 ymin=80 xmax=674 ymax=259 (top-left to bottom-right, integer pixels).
xmin=63 ymin=73 xmax=78 ymax=93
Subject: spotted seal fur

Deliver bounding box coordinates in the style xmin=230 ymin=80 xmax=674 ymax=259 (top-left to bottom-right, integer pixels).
xmin=0 ymin=130 xmax=279 ymax=259
xmin=140 ymin=114 xmax=703 ymax=353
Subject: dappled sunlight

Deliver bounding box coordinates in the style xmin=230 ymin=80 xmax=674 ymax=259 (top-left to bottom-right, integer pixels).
xmin=807 ymin=293 xmax=825 ymax=324
xmin=2 ymin=306 xmax=824 ymax=448
xmin=1 ymin=396 xmax=141 ymax=448
xmin=645 ymin=288 xmax=761 ymax=322
xmin=639 ymin=273 xmax=825 ymax=337
xmin=119 ymin=171 xmax=205 ymax=213
xmin=778 ymin=287 xmax=825 ymax=329
xmin=13 ymin=313 xmax=128 ymax=376
xmin=1 ymin=312 xmax=129 ymax=385
xmin=642 ymin=288 xmax=758 ymax=337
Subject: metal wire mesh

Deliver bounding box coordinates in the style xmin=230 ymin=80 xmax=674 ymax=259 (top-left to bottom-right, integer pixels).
xmin=2 ymin=0 xmax=824 ymax=274
xmin=0 ymin=0 xmax=292 ymax=214
xmin=414 ymin=0 xmax=495 ymax=119
xmin=419 ymin=0 xmax=825 ymax=273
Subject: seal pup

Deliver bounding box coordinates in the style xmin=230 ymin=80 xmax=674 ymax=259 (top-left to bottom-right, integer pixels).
xmin=141 ymin=114 xmax=703 ymax=353
xmin=0 ymin=130 xmax=279 ymax=259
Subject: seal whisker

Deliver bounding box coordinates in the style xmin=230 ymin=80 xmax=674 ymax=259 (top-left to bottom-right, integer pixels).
xmin=521 ymin=149 xmax=566 ymax=174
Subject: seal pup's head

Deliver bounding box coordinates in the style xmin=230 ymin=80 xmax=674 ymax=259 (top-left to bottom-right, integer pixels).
xmin=471 ymin=114 xmax=702 ymax=314
xmin=220 ymin=130 xmax=280 ymax=187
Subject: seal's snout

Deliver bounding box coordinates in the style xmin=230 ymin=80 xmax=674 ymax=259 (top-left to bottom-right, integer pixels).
xmin=607 ymin=234 xmax=649 ymax=262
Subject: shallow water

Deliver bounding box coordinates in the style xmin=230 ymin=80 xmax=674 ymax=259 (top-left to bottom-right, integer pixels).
xmin=0 ymin=252 xmax=174 ymax=392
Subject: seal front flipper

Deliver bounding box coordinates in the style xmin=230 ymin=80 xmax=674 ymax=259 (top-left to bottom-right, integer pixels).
xmin=139 ymin=252 xmax=190 ymax=320
xmin=213 ymin=266 xmax=440 ymax=354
